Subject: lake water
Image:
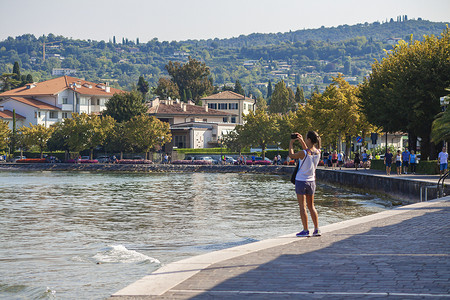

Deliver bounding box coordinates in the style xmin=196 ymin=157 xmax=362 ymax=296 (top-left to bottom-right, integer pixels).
xmin=0 ymin=171 xmax=394 ymax=299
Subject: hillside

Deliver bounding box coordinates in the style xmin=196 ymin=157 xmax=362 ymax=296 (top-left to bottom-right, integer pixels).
xmin=0 ymin=18 xmax=448 ymax=98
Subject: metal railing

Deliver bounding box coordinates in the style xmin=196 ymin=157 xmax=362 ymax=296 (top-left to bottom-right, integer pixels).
xmin=420 ymin=170 xmax=449 ymax=202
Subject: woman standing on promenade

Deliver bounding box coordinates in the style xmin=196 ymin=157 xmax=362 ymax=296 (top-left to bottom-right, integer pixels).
xmin=289 ymin=131 xmax=322 ymax=237
xmin=396 ymin=150 xmax=402 ymax=175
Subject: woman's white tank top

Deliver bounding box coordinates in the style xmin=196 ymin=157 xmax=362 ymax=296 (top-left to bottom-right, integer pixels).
xmin=295 ymin=150 xmax=321 ymax=182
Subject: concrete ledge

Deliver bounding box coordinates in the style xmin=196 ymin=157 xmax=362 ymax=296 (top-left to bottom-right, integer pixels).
xmin=111 ymin=196 xmax=450 ymax=297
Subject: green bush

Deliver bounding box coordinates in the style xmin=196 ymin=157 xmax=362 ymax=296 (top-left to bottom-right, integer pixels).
xmin=370 ymin=159 xmax=440 ymax=175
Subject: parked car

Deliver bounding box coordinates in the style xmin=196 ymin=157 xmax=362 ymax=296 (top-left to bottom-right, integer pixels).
xmin=198 ymin=156 xmax=217 ymax=164
xmin=225 ymin=156 xmax=237 ymax=164
xmin=96 ymin=156 xmax=110 ymax=163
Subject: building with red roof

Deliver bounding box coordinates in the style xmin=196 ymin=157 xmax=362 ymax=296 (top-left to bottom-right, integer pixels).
xmin=0 ymin=76 xmax=123 ymax=128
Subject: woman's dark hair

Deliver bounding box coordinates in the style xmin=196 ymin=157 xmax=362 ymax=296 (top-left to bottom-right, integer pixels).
xmin=307 ymin=131 xmax=321 ymax=149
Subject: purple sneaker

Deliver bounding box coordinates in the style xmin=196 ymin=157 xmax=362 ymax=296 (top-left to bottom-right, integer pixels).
xmin=296 ymin=230 xmax=310 ymax=237
xmin=313 ymin=228 xmax=321 ymax=237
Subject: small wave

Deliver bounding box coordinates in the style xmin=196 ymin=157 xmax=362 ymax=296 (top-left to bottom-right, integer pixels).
xmin=93 ymin=245 xmax=160 ymax=264
xmin=0 ymin=284 xmax=56 ymax=299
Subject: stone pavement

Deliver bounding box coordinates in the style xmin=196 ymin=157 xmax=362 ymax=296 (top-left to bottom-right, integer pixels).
xmin=111 ymin=197 xmax=450 ymax=299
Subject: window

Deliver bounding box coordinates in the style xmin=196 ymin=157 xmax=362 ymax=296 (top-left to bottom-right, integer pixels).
xmin=218 ymin=103 xmax=228 ymax=109
xmin=97 ymin=99 xmax=100 ymax=105
xmin=208 ymin=103 xmax=217 ymax=109
xmin=231 ymin=117 xmax=236 ymax=123
xmin=203 ymin=119 xmax=207 ymax=122
xmin=49 ymin=111 xmax=57 ymax=119
xmin=38 ymin=112 xmax=41 ymax=118
xmin=244 ymin=103 xmax=247 ymax=110
xmin=62 ymin=112 xmax=69 ymax=119
xmin=229 ymin=103 xmax=238 ymax=110
xmin=174 ymin=135 xmax=186 ymax=148
xmin=62 ymin=97 xmax=68 ymax=104
xmin=34 ymin=112 xmax=37 ymax=118
xmin=223 ymin=117 xmax=228 ymax=123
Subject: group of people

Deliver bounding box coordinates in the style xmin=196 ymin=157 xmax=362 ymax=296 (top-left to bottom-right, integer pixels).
xmin=383 ymin=146 xmax=448 ymax=176
xmin=383 ymin=148 xmax=418 ymax=176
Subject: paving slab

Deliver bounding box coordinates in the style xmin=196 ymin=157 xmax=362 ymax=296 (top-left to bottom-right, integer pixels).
xmin=111 ymin=196 xmax=450 ymax=299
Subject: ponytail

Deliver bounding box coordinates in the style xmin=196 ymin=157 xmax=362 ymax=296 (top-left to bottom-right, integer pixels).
xmin=306 ymin=131 xmax=321 ymax=149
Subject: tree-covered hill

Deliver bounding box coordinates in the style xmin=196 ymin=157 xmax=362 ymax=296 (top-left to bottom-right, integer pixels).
xmin=0 ymin=18 xmax=448 ymax=99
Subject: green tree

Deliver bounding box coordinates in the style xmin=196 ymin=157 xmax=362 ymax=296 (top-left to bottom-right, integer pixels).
xmin=0 ymin=73 xmax=21 ymax=92
xmin=360 ymin=27 xmax=450 ymax=159
xmin=19 ymin=124 xmax=54 ymax=158
xmin=431 ymin=107 xmax=450 ymax=144
xmin=295 ymin=86 xmax=305 ymax=103
xmin=104 ymin=91 xmax=147 ymax=123
xmin=137 ymin=75 xmax=149 ymax=100
xmin=222 ymin=126 xmax=247 ymax=155
xmin=269 ymin=80 xmax=290 ymax=114
xmin=47 ymin=122 xmax=70 ymax=160
xmin=10 ymin=109 xmax=17 ymax=153
xmin=234 ymin=79 xmax=245 ymax=96
xmin=163 ymin=57 xmax=213 ymax=103
xmin=124 ymin=115 xmax=172 ymax=159
xmin=267 ymin=80 xmax=273 ymax=99
xmin=0 ymin=120 xmax=10 ymax=150
xmin=154 ymin=77 xmax=180 ymax=100
xmin=104 ymin=123 xmax=130 ymax=159
xmin=240 ymin=109 xmax=277 ymax=159
xmin=255 ymin=95 xmax=268 ymax=111
xmin=12 ymin=61 xmax=20 ymax=80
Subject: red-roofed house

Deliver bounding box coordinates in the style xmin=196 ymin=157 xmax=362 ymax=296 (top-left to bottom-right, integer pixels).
xmin=0 ymin=76 xmax=123 ymax=128
xmin=0 ymin=106 xmax=26 ymax=130
xmin=148 ymin=98 xmax=238 ymax=149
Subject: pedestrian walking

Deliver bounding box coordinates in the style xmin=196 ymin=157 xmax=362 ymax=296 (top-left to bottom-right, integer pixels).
xmin=337 ymin=151 xmax=344 ymax=170
xmin=409 ymin=150 xmax=417 ymax=174
xmin=395 ymin=150 xmax=402 ymax=175
xmin=438 ymin=146 xmax=448 ymax=175
xmin=331 ymin=151 xmax=338 ymax=170
xmin=402 ymin=148 xmax=410 ymax=174
xmin=289 ymin=131 xmax=322 ymax=238
xmin=384 ymin=148 xmax=393 ymax=175
xmin=362 ymin=150 xmax=369 ymax=169
xmin=354 ymin=152 xmax=360 ymax=170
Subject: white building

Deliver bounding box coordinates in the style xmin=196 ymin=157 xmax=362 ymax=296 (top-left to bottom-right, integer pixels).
xmin=147 ymin=98 xmax=238 ymax=150
xmin=0 ymin=76 xmax=123 ymax=128
xmin=201 ymin=91 xmax=256 ymax=125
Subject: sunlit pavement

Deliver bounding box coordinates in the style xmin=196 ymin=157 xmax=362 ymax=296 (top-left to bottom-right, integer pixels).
xmin=111 ymin=195 xmax=450 ymax=299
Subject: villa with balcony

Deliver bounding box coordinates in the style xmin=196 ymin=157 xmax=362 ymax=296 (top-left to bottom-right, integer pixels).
xmin=0 ymin=76 xmax=123 ymax=128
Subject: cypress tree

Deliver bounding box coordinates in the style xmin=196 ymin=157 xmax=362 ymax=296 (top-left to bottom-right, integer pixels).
xmin=267 ymin=80 xmax=273 ymax=98
xmin=234 ymin=80 xmax=245 ymax=96
xmin=13 ymin=62 xmax=20 ymax=81
xmin=113 ymin=36 xmax=116 ymax=44
xmin=11 ymin=109 xmax=16 ymax=154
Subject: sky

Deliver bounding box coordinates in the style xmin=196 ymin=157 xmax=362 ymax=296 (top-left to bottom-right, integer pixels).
xmin=1 ymin=0 xmax=449 ymax=42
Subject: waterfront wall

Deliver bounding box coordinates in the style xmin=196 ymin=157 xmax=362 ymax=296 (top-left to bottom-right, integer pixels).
xmin=315 ymin=169 xmax=444 ymax=203
xmin=1 ymin=163 xmax=446 ymax=202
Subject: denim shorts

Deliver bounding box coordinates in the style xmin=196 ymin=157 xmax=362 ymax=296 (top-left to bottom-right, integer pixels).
xmin=295 ymin=180 xmax=316 ymax=195
xmin=440 ymin=163 xmax=448 ymax=171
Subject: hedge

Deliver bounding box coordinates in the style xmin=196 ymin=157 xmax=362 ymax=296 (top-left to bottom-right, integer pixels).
xmin=370 ymin=159 xmax=440 ymax=175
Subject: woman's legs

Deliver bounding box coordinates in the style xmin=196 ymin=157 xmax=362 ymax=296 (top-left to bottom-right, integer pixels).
xmin=297 ymin=194 xmax=308 ymax=230
xmin=306 ymin=194 xmax=319 ymax=229
xmin=296 ymin=193 xmax=319 ymax=230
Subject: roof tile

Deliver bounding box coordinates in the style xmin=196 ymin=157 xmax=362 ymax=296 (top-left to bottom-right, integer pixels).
xmin=0 ymin=76 xmax=123 ymax=97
